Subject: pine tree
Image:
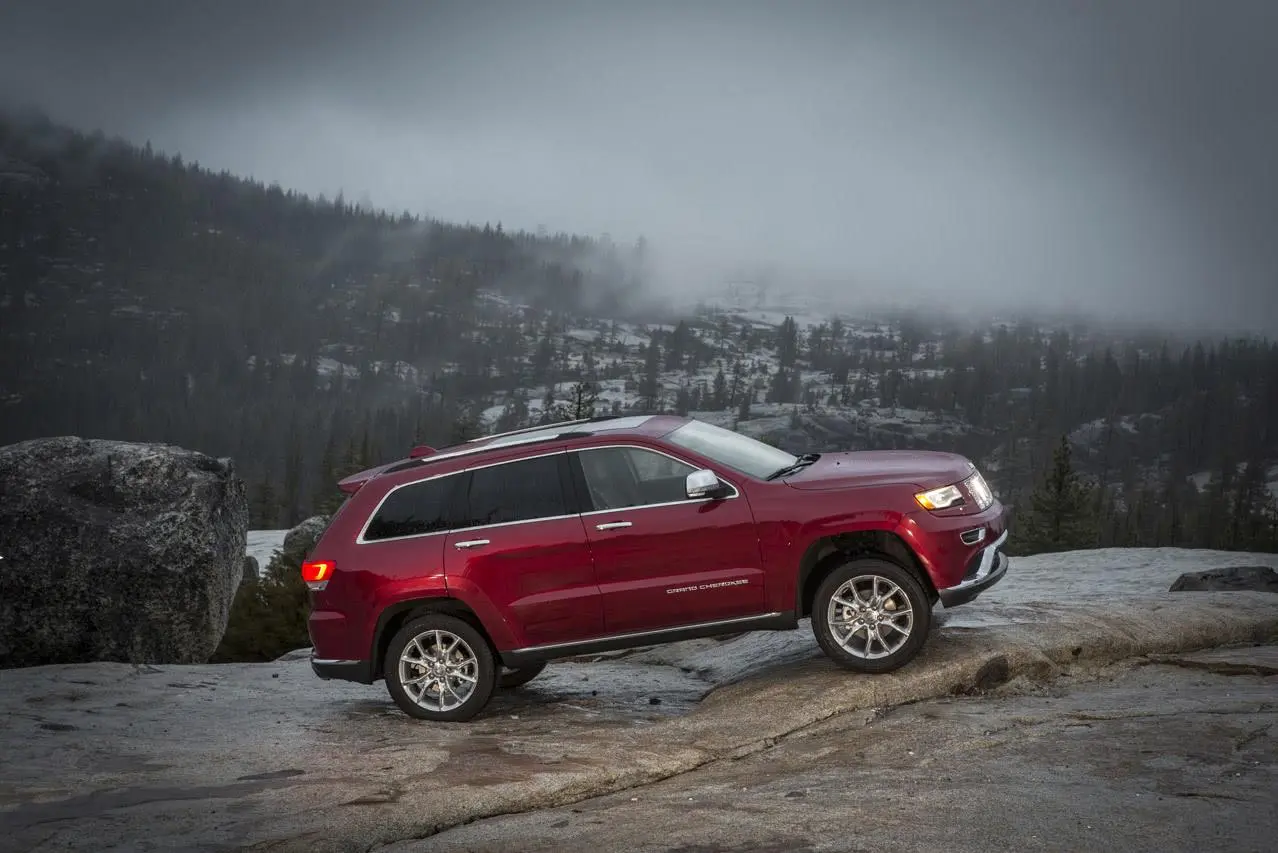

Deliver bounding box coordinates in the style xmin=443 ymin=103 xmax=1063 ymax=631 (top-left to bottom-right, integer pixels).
xmin=450 ymin=404 xmax=482 ymax=442
xmin=568 ymin=381 xmax=598 ymax=419
xmin=279 ymin=431 xmax=304 ymax=527
xmin=768 ymin=366 xmax=796 ymax=404
xmin=736 ymin=385 xmax=752 ymax=423
xmin=250 ymin=478 xmax=278 ymax=529
xmin=777 ymin=316 xmax=799 ymax=368
xmin=711 ymin=368 xmax=728 ymax=410
xmin=639 ymin=340 xmax=662 ymax=411
xmin=675 ymin=385 xmax=691 ymax=416
xmin=311 ymin=428 xmax=341 ymax=516
xmin=495 ymin=392 xmax=530 ymax=432
xmin=1230 ymin=455 xmax=1270 ymax=549
xmin=1015 ymin=435 xmax=1098 ymax=554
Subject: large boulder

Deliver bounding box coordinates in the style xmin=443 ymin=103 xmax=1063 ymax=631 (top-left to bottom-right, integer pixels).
xmin=282 ymin=515 xmax=329 ymax=559
xmin=0 ymin=437 xmax=248 ymax=667
xmin=1169 ymin=566 xmax=1278 ymax=593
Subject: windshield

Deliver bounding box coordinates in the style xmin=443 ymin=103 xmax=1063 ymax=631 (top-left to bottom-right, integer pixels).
xmin=665 ymin=420 xmax=798 ymax=480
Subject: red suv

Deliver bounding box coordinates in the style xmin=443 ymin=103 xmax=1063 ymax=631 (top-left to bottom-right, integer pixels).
xmin=304 ymin=415 xmax=1009 ymax=721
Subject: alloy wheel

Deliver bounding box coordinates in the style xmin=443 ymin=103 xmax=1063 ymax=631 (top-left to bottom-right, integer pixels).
xmin=397 ymin=629 xmax=480 ymax=712
xmin=826 ymin=574 xmax=914 ymax=659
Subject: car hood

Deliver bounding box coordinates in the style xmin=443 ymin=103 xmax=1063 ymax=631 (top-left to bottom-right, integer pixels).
xmin=782 ymin=450 xmax=974 ymax=491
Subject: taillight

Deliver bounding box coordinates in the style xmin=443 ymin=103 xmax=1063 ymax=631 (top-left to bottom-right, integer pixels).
xmin=302 ymin=560 xmax=334 ymax=592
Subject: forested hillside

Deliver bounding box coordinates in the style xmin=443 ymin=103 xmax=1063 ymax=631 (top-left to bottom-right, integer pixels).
xmin=2 ymin=110 xmax=1276 ymax=554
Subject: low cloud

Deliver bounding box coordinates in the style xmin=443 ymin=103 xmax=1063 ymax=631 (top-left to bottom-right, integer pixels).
xmin=2 ymin=0 xmax=1276 ymax=333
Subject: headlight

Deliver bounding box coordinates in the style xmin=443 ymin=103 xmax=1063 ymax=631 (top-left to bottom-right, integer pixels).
xmin=914 ymin=484 xmax=964 ymax=511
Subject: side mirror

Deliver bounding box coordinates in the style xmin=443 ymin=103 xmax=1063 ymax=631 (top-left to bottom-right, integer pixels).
xmin=686 ymin=468 xmax=729 ymax=500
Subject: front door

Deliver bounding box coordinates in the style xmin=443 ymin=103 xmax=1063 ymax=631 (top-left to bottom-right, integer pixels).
xmin=443 ymin=451 xmax=602 ymax=649
xmin=570 ymin=445 xmax=765 ymax=634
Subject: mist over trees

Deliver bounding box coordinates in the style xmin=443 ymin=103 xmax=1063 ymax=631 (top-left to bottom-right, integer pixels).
xmin=2 ymin=111 xmax=1277 ymax=556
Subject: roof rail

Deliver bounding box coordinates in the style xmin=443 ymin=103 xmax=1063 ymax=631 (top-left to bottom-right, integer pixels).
xmin=386 ymin=415 xmax=643 ymax=475
xmin=465 ymin=418 xmax=593 ymax=443
xmin=464 ymin=413 xmax=627 ymax=444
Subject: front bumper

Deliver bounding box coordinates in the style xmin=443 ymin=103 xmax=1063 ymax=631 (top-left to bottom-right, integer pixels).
xmin=938 ymin=528 xmax=1010 ymax=607
xmin=310 ymin=656 xmax=374 ymax=684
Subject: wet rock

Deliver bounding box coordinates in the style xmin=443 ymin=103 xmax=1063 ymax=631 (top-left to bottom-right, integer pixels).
xmin=953 ymin=654 xmax=1012 ymax=695
xmin=0 ymin=436 xmax=248 ymax=667
xmin=283 ymin=515 xmax=330 ymax=559
xmin=1169 ymin=566 xmax=1278 ymax=593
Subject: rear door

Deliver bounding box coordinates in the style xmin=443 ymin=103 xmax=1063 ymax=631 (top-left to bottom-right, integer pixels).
xmin=443 ymin=451 xmax=603 ymax=649
xmin=570 ymin=444 xmax=766 ymax=634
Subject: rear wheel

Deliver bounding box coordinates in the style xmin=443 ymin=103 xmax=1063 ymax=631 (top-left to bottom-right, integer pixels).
xmin=811 ymin=558 xmax=931 ymax=674
xmin=384 ymin=614 xmax=496 ymax=722
xmin=498 ymin=662 xmax=547 ymax=689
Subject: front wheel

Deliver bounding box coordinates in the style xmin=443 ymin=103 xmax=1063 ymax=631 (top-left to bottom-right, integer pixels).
xmin=811 ymin=558 xmax=932 ymax=674
xmin=498 ymin=662 xmax=547 ymax=689
xmin=384 ymin=614 xmax=497 ymax=722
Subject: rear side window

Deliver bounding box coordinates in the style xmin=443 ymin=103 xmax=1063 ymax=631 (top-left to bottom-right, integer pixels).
xmin=459 ymin=454 xmax=568 ymax=528
xmin=363 ymin=475 xmax=459 ymax=541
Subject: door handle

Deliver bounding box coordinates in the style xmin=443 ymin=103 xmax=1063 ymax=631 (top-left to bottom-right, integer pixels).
xmin=453 ymin=539 xmax=490 ymax=550
xmin=594 ymin=521 xmax=632 ymax=531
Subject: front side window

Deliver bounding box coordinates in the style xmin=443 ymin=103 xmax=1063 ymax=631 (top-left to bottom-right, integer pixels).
xmin=577 ymin=447 xmax=697 ymax=510
xmin=665 ymin=419 xmax=796 ymax=479
xmin=458 ymin=454 xmax=568 ymax=528
xmin=363 ymin=475 xmax=459 ymax=541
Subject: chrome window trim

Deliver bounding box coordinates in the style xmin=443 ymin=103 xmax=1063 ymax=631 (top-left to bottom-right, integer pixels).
xmin=572 ymin=443 xmax=742 ymax=515
xmin=356 ymin=440 xmax=744 ymax=546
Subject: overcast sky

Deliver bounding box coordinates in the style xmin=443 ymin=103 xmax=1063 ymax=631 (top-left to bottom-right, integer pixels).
xmin=2 ymin=0 xmax=1276 ymax=333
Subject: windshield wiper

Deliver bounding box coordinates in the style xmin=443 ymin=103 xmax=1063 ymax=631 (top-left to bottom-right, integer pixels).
xmin=765 ymin=453 xmax=820 ymax=481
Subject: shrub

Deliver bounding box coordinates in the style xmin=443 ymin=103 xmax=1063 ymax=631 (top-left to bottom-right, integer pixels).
xmin=212 ymin=537 xmax=311 ymax=662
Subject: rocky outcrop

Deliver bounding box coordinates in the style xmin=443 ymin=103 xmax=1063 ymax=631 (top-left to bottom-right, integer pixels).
xmin=243 ymin=555 xmax=260 ymax=583
xmin=1170 ymin=566 xmax=1278 ymax=593
xmin=0 ymin=437 xmax=248 ymax=667
xmin=283 ymin=515 xmax=329 ymax=559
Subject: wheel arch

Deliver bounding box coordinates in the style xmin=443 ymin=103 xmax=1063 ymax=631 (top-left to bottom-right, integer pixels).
xmin=795 ymin=529 xmax=938 ymax=618
xmin=371 ymin=596 xmax=496 ymax=680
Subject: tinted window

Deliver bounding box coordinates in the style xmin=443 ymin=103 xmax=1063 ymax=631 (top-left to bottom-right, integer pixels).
xmin=363 ymin=475 xmax=458 ymax=541
xmin=578 ymin=447 xmax=696 ymax=510
xmin=459 ymin=454 xmax=568 ymax=527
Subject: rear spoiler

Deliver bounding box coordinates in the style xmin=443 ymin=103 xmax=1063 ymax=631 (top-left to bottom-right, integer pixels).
xmin=337 ymin=466 xmax=380 ymax=495
xmin=336 ymin=444 xmax=438 ymax=495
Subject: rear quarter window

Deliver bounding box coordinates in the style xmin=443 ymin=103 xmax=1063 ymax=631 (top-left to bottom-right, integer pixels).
xmin=363 ymin=475 xmax=460 ymax=541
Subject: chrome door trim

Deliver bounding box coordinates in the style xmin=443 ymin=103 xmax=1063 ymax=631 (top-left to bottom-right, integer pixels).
xmin=506 ymin=612 xmax=784 ymax=656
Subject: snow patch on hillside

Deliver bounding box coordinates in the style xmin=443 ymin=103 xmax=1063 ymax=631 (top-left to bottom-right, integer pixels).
xmin=246 ymin=529 xmax=287 ymax=569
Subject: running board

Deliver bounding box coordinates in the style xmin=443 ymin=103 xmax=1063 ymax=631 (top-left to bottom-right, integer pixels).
xmin=499 ymin=611 xmax=796 ymax=668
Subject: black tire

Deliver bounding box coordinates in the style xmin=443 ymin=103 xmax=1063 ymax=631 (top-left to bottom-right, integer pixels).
xmin=384 ymin=613 xmax=497 ymax=722
xmin=811 ymin=558 xmax=932 ymax=674
xmin=498 ymin=662 xmax=547 ymax=689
